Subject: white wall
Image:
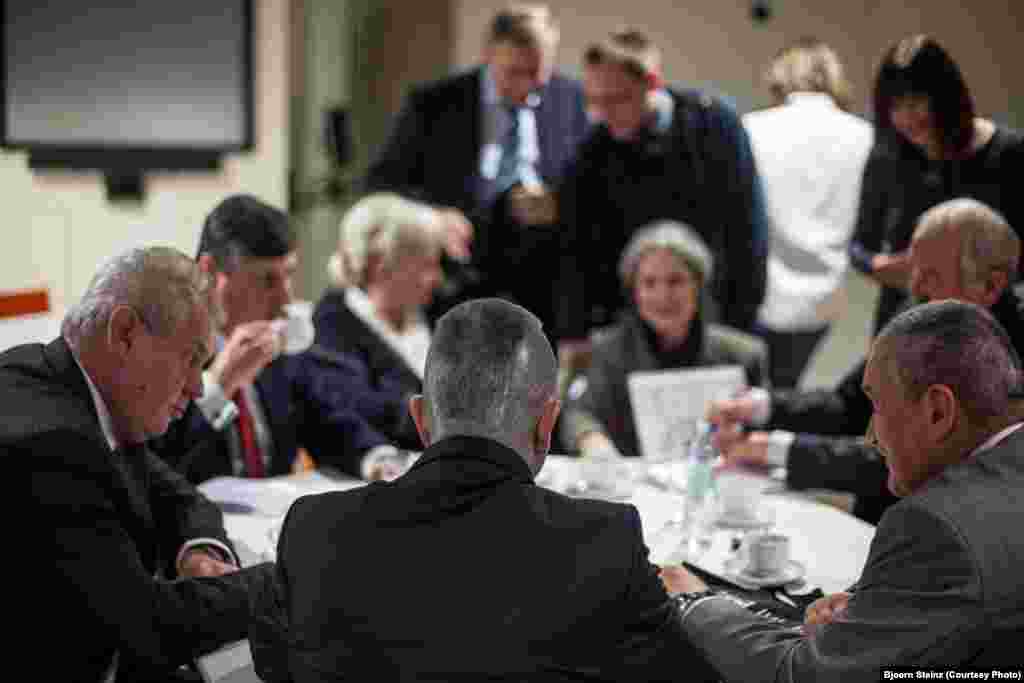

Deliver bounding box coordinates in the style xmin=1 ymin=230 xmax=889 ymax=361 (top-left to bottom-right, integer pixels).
xmin=454 ymin=0 xmax=1022 ymax=123
xmin=0 ymin=0 xmax=290 ymax=317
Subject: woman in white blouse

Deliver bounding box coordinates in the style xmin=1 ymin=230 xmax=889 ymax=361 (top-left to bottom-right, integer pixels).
xmin=743 ymin=38 xmax=873 ymax=387
xmin=313 ymin=193 xmax=444 ymax=449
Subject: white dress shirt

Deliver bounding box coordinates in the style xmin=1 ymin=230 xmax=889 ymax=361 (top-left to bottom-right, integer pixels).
xmin=743 ymin=92 xmax=874 ymax=331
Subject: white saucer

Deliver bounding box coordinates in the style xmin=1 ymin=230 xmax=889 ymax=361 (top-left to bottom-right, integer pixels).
xmin=724 ymin=556 xmax=806 ymax=587
xmin=714 ymin=509 xmax=773 ymax=529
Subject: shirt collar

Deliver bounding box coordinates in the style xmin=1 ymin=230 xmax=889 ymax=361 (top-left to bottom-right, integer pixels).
xmin=784 ymin=92 xmax=837 ymax=108
xmin=650 ymin=88 xmax=674 ymax=134
xmin=68 ymin=344 xmax=120 ymax=451
xmin=969 ymin=421 xmax=1024 ymax=460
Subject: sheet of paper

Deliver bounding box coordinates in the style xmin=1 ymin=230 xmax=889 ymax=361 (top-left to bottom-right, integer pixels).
xmin=627 ymin=365 xmax=747 ymax=460
xmin=199 ymin=471 xmax=365 ymax=517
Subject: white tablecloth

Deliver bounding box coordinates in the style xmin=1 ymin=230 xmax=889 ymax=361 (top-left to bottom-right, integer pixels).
xmin=201 ymin=456 xmax=876 ymax=595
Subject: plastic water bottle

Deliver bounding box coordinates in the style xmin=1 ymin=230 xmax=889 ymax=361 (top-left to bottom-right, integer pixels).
xmin=683 ymin=421 xmax=718 ymax=552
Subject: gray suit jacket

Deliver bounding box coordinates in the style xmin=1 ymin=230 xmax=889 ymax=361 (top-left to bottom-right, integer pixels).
xmin=681 ymin=425 xmax=1024 ymax=680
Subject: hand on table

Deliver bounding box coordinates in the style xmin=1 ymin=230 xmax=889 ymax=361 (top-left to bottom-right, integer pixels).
xmin=178 ymin=548 xmax=238 ymax=578
xmin=437 ymin=207 xmax=474 ymax=263
xmin=803 ymin=591 xmax=850 ymax=633
xmin=364 ymin=452 xmax=410 ymax=482
xmin=658 ymin=564 xmax=708 ymax=595
xmin=209 ymin=321 xmax=281 ymax=397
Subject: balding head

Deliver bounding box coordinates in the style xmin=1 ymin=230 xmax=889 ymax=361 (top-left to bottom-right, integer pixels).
xmin=910 ymin=198 xmax=1020 ymax=307
xmin=411 ymin=298 xmax=560 ymax=472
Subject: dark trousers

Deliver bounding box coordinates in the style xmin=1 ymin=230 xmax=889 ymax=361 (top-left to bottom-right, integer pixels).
xmin=754 ymin=323 xmax=830 ymax=389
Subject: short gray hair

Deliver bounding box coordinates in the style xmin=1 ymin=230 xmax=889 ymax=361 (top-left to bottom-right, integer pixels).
xmin=877 ymin=300 xmax=1022 ymax=423
xmin=618 ymin=220 xmax=713 ymax=289
xmin=330 ymin=192 xmax=443 ymax=287
xmin=423 ymin=298 xmax=557 ymax=441
xmin=913 ymin=198 xmax=1021 ymax=287
xmin=62 ymin=246 xmax=212 ymax=347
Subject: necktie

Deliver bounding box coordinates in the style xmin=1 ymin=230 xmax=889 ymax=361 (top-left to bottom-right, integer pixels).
xmin=232 ymin=389 xmax=266 ymax=478
xmin=493 ymin=104 xmax=521 ymax=194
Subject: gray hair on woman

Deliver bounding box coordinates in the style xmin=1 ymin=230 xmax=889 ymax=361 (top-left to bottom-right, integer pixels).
xmin=62 ymin=246 xmax=213 ymax=347
xmin=618 ymin=219 xmax=713 ymax=290
xmin=329 ymin=192 xmax=443 ymax=288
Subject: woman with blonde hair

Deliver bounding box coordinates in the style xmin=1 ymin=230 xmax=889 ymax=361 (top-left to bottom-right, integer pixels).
xmin=314 ymin=192 xmax=444 ymax=449
xmin=743 ymin=37 xmax=874 ymax=387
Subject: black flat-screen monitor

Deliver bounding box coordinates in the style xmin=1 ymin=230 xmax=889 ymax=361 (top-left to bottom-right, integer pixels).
xmin=1 ymin=1 xmax=254 ymax=179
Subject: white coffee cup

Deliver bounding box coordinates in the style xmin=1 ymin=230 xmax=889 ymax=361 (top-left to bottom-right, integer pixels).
xmin=273 ymin=300 xmax=315 ymax=355
xmin=716 ymin=469 xmax=765 ymax=521
xmin=746 ymin=531 xmax=790 ymax=577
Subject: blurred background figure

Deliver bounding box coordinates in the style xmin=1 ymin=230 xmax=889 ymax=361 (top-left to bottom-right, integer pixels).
xmin=561 ymin=221 xmax=767 ymax=459
xmin=850 ymin=34 xmax=1024 ymax=333
xmin=364 ymin=3 xmax=589 ymax=336
xmin=556 ymin=27 xmax=768 ymax=356
xmin=744 ymin=38 xmax=874 ymax=388
xmin=315 ymin=192 xmax=445 ymax=450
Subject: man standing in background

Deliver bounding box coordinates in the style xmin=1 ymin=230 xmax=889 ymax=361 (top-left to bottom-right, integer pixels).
xmin=364 ymin=3 xmax=589 ymax=336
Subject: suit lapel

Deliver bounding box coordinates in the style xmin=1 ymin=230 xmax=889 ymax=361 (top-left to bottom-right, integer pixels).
xmin=44 ymin=339 xmax=160 ymax=570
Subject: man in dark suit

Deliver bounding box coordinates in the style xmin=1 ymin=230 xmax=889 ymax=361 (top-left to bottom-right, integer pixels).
xmin=364 ymin=4 xmax=589 ymax=335
xmin=709 ymin=198 xmax=1024 ymax=523
xmin=154 ymin=194 xmax=403 ymax=484
xmin=258 ymin=298 xmax=717 ymax=680
xmin=664 ymin=300 xmax=1024 ymax=675
xmin=12 ymin=246 xmax=274 ymax=681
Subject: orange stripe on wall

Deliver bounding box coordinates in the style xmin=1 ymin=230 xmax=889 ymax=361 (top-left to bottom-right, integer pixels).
xmin=0 ymin=289 xmax=51 ymax=318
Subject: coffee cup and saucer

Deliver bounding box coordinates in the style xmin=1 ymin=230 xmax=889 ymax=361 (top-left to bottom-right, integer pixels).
xmin=724 ymin=531 xmax=805 ymax=588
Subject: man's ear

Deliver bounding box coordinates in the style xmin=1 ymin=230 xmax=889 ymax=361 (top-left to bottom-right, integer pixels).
xmin=924 ymin=384 xmax=958 ymax=442
xmin=409 ymin=395 xmax=432 ymax=447
xmin=107 ymin=304 xmax=143 ymax=356
xmin=980 ymin=268 xmax=1010 ymax=308
xmin=534 ymin=397 xmax=562 ymax=455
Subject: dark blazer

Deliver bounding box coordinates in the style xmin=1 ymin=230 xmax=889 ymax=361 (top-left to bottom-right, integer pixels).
xmin=155 ymin=351 xmax=390 ymax=484
xmin=312 ymin=288 xmax=423 ymax=450
xmin=365 ymin=67 xmax=589 ymax=220
xmin=561 ymin=312 xmax=768 ymax=457
xmin=8 ymin=338 xmax=274 ymax=681
xmin=681 ymin=425 xmax=1024 ymax=678
xmin=260 ymin=435 xmax=717 ymax=682
xmin=365 ymin=67 xmax=589 ymax=328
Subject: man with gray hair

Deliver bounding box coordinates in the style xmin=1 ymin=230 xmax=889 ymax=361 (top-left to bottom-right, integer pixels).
xmin=663 ymin=299 xmax=1024 ymax=674
xmin=710 ymin=197 xmax=1023 ymax=523
xmin=9 ymin=246 xmax=275 ymax=681
xmin=260 ymin=298 xmax=717 ymax=680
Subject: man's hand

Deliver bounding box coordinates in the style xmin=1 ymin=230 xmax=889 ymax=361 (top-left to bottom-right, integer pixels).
xmin=508 ymin=183 xmax=558 ymax=226
xmin=209 ymin=321 xmax=281 ymax=397
xmin=871 ymin=250 xmax=911 ymax=289
xmin=437 ymin=207 xmax=474 ymax=263
xmin=707 ymin=392 xmax=759 ymax=428
xmin=658 ymin=564 xmax=708 ymax=595
xmin=718 ymin=430 xmax=771 ymax=469
xmin=178 ymin=548 xmax=238 ymax=578
xmin=803 ymin=591 xmax=851 ymax=633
